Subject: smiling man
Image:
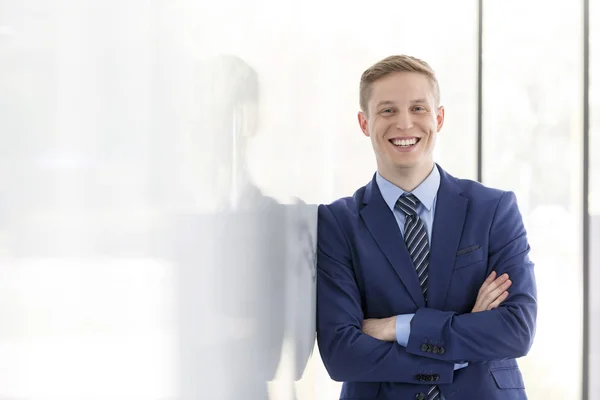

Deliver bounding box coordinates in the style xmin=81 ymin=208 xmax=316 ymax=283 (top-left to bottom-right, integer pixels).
xmin=316 ymin=55 xmax=537 ymax=399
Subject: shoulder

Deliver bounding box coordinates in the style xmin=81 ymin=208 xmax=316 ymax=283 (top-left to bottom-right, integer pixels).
xmin=439 ymin=165 xmax=511 ymax=203
xmin=453 ymin=177 xmax=507 ymax=201
xmin=318 ymin=183 xmax=368 ymax=221
xmin=443 ymin=170 xmax=521 ymax=216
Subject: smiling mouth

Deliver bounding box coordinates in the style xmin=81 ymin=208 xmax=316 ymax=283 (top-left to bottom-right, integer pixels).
xmin=389 ymin=137 xmax=420 ymax=148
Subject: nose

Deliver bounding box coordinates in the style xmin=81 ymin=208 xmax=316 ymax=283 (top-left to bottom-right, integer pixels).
xmin=395 ymin=111 xmax=414 ymax=130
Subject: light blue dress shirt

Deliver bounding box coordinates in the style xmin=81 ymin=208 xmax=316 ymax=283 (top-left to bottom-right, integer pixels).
xmin=376 ymin=165 xmax=467 ymax=370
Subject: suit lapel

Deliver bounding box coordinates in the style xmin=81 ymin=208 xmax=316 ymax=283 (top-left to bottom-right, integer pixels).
xmin=360 ymin=177 xmax=425 ymax=307
xmin=427 ymin=167 xmax=468 ymax=309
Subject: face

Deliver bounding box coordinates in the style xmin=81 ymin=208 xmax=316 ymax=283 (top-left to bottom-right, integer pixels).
xmin=358 ymin=72 xmax=444 ymax=178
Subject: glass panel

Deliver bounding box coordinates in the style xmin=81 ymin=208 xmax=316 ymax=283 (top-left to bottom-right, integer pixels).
xmin=0 ymin=1 xmax=478 ymax=399
xmin=0 ymin=1 xmax=178 ymax=399
xmin=192 ymin=1 xmax=479 ymax=399
xmin=483 ymin=1 xmax=583 ymax=399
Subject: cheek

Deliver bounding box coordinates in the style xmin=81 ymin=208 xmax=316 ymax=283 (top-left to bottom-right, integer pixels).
xmin=418 ymin=120 xmax=436 ymax=136
xmin=375 ymin=122 xmax=394 ymax=138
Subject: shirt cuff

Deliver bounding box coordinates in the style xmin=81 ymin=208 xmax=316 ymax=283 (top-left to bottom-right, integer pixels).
xmin=454 ymin=362 xmax=469 ymax=370
xmin=395 ymin=313 xmax=415 ymax=347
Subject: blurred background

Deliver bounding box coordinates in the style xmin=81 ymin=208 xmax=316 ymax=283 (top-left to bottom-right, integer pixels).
xmin=0 ymin=0 xmax=598 ymax=399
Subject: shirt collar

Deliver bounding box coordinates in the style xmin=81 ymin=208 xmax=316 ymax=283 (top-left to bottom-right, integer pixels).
xmin=376 ymin=165 xmax=440 ymax=212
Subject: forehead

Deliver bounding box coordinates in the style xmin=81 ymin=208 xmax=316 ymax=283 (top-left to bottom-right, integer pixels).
xmin=369 ymin=72 xmax=435 ymax=105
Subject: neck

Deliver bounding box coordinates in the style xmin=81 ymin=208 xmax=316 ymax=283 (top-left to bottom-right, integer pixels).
xmin=379 ymin=162 xmax=435 ymax=192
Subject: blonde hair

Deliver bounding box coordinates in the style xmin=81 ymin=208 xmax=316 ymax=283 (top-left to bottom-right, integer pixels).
xmin=359 ymin=55 xmax=440 ymax=113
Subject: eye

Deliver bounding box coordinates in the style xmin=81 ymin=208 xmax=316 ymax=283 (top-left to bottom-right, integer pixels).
xmin=381 ymin=108 xmax=394 ymax=114
xmin=413 ymin=106 xmax=427 ymax=112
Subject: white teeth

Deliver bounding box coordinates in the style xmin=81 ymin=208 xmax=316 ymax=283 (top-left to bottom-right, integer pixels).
xmin=391 ymin=138 xmax=418 ymax=147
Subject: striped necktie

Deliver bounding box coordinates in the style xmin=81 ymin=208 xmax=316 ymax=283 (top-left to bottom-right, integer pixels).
xmin=396 ymin=194 xmax=430 ymax=302
xmin=396 ymin=194 xmax=441 ymax=400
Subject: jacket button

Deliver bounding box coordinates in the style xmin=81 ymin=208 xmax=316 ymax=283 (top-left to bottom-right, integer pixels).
xmin=416 ymin=393 xmax=426 ymax=400
xmin=432 ymin=345 xmax=440 ymax=354
xmin=438 ymin=346 xmax=445 ymax=354
xmin=433 ymin=374 xmax=440 ymax=381
xmin=421 ymin=344 xmax=429 ymax=352
xmin=427 ymin=375 xmax=434 ymax=381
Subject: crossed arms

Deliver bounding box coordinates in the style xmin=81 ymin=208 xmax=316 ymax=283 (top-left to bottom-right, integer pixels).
xmin=316 ymin=192 xmax=537 ymax=383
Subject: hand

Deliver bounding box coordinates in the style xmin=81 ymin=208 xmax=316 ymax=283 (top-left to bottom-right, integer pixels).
xmin=472 ymin=271 xmax=512 ymax=312
xmin=362 ymin=316 xmax=396 ymax=342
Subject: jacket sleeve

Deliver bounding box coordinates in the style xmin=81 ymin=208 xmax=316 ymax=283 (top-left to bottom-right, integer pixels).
xmin=405 ymin=191 xmax=537 ymax=363
xmin=317 ymin=204 xmax=455 ymax=383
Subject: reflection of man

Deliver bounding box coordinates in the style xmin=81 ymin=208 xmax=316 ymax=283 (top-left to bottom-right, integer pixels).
xmin=316 ymin=55 xmax=537 ymax=399
xmin=169 ymin=55 xmax=313 ymax=400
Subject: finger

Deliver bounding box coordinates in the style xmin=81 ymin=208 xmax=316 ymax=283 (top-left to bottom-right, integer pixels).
xmin=478 ymin=271 xmax=497 ymax=292
xmin=487 ymin=291 xmax=509 ymax=310
xmin=483 ymin=270 xmax=497 ymax=285
xmin=483 ymin=279 xmax=512 ymax=306
xmin=481 ymin=273 xmax=507 ymax=293
xmin=484 ymin=279 xmax=512 ymax=303
xmin=480 ymin=273 xmax=509 ymax=296
xmin=474 ymin=273 xmax=510 ymax=312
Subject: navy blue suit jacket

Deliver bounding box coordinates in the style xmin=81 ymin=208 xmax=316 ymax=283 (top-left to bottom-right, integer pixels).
xmin=316 ymin=166 xmax=537 ymax=400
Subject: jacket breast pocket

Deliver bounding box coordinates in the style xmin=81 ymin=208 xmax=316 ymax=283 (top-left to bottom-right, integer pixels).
xmin=490 ymin=367 xmax=525 ymax=389
xmin=453 ymin=246 xmax=484 ymax=270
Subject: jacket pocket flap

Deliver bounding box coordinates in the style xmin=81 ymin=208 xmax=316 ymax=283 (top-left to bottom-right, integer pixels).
xmin=456 ymin=244 xmax=480 ymax=256
xmin=453 ymin=247 xmax=484 ymax=270
xmin=490 ymin=367 xmax=525 ymax=389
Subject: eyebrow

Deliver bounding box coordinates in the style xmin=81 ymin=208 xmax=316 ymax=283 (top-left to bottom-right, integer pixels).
xmin=375 ymin=100 xmax=395 ymax=108
xmin=375 ymin=99 xmax=429 ymax=108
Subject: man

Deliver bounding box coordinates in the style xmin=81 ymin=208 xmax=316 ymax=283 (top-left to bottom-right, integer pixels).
xmin=316 ymin=55 xmax=537 ymax=399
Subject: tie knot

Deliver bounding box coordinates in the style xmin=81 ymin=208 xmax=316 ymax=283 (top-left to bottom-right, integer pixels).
xmin=396 ymin=194 xmax=420 ymax=216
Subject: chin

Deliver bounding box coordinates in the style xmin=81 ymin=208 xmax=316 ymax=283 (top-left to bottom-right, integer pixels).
xmin=392 ymin=156 xmax=429 ymax=169
xmin=391 ymin=156 xmax=419 ymax=167
xmin=393 ymin=163 xmax=418 ymax=171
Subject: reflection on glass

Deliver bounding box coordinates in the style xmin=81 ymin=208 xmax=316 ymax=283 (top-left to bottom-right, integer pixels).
xmin=165 ymin=54 xmax=316 ymax=399
xmin=0 ymin=3 xmax=318 ymax=400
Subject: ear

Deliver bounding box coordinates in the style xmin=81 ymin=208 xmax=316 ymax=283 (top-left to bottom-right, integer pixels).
xmin=436 ymin=106 xmax=445 ymax=132
xmin=358 ymin=111 xmax=370 ymax=137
